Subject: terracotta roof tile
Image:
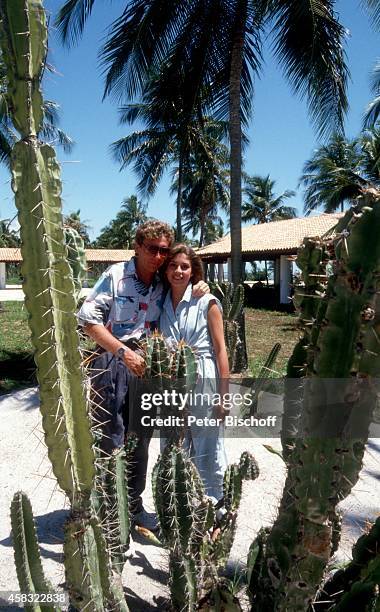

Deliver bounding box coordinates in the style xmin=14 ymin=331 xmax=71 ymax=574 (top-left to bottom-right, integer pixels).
xmin=197 ymin=213 xmax=343 ymax=259
xmin=0 ymin=248 xmax=134 ymax=263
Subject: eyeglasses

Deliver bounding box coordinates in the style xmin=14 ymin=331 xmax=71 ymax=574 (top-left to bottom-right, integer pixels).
xmin=142 ymin=243 xmax=170 ymax=257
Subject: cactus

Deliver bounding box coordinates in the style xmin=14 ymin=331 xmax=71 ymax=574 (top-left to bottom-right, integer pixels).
xmin=249 ymin=192 xmax=380 ymax=612
xmin=152 ymin=441 xmax=259 ymax=610
xmin=10 ymin=492 xmax=61 ymax=612
xmin=209 ymin=281 xmax=247 ymax=372
xmin=0 ymin=1 xmax=130 ymax=608
xmin=314 ymin=515 xmax=380 ymax=611
xmin=63 ymin=226 xmax=87 ymax=305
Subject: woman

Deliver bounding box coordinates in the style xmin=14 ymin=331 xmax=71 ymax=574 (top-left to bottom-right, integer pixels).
xmin=159 ymin=244 xmax=229 ymax=501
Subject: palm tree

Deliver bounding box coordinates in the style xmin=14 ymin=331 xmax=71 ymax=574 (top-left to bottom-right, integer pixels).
xmin=111 ymin=72 xmax=229 ymax=241
xmin=57 ymin=0 xmax=349 ymax=283
xmin=299 ymin=133 xmax=374 ymax=214
xmin=94 ymin=195 xmax=148 ymax=249
xmin=242 ymin=174 xmax=296 ymax=285
xmin=170 ymin=123 xmax=229 ymax=246
xmin=242 ymin=174 xmax=296 ymax=224
xmin=63 ymin=209 xmax=91 ymax=245
xmin=0 ymin=216 xmax=19 ymax=247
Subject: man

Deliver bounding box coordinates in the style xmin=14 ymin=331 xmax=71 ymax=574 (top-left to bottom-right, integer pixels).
xmin=78 ymin=220 xmax=208 ymax=529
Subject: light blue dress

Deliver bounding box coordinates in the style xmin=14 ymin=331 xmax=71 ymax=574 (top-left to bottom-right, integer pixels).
xmin=159 ymin=283 xmax=227 ymax=501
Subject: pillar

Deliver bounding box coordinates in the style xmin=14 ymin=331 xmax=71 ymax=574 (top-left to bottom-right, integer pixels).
xmin=274 ymin=258 xmax=280 ymax=286
xmin=0 ymin=262 xmax=6 ymax=289
xmin=227 ymin=258 xmax=232 ymax=282
xmin=280 ymin=255 xmax=292 ymax=304
xmin=209 ymin=263 xmax=215 ymax=282
xmin=217 ymin=263 xmax=224 ymax=283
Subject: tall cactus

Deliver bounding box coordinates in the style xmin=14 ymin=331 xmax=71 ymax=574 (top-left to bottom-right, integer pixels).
xmin=250 ymin=192 xmax=380 ymax=611
xmin=10 ymin=491 xmax=61 ymax=612
xmin=0 ymin=1 xmax=128 ymax=608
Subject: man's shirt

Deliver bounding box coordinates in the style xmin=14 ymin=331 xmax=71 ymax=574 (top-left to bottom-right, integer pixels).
xmin=78 ymin=257 xmax=164 ymax=342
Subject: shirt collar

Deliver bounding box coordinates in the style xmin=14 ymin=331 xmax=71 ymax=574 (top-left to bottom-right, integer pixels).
xmin=127 ymin=256 xmax=160 ymax=288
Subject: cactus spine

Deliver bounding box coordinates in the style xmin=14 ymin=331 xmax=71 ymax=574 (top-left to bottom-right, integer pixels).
xmin=0 ymin=1 xmax=129 ymax=608
xmin=63 ymin=226 xmax=87 ymax=304
xmin=10 ymin=491 xmax=61 ymax=612
xmin=250 ymin=193 xmax=380 ymax=611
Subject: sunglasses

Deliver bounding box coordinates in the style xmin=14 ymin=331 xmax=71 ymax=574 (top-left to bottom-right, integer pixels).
xmin=142 ymin=243 xmax=170 ymax=257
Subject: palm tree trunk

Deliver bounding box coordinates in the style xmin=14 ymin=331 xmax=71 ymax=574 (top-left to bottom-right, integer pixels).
xmin=176 ymin=156 xmax=184 ymax=241
xmin=229 ymin=1 xmax=247 ymax=285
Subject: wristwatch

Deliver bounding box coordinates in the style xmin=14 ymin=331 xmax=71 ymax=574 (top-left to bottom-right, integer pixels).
xmin=115 ymin=346 xmax=128 ymax=361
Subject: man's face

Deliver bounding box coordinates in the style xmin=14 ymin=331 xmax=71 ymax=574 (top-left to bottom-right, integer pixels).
xmin=135 ymin=235 xmax=170 ymax=275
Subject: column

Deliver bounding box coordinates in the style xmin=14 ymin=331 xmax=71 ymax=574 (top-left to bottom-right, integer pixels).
xmin=227 ymin=258 xmax=232 ymax=282
xmin=280 ymin=255 xmax=292 ymax=304
xmin=274 ymin=258 xmax=280 ymax=285
xmin=0 ymin=262 xmax=6 ymax=289
xmin=217 ymin=263 xmax=224 ymax=283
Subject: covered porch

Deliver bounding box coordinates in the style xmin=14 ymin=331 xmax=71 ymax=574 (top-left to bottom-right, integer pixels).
xmin=197 ymin=213 xmax=343 ymax=306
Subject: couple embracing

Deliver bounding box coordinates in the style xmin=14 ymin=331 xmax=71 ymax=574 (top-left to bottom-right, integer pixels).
xmin=78 ymin=220 xmax=229 ymax=531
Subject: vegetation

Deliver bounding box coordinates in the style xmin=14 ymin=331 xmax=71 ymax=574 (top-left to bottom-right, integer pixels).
xmin=0 ymin=302 xmax=297 ymax=394
xmin=300 ymin=130 xmax=380 ymax=214
xmin=56 ymin=0 xmax=349 ymax=283
xmin=242 ymin=174 xmax=296 ymax=224
xmin=93 ymin=194 xmax=148 ymax=248
xmin=0 ymin=216 xmax=20 ymax=246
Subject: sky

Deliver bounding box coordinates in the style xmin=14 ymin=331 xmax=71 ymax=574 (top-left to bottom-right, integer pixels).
xmin=0 ymin=1 xmax=379 ymax=241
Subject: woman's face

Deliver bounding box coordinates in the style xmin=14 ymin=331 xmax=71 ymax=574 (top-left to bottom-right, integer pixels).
xmin=166 ymin=253 xmax=192 ymax=289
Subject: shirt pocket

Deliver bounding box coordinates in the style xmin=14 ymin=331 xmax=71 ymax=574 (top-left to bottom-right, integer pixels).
xmin=114 ymin=297 xmax=138 ymax=323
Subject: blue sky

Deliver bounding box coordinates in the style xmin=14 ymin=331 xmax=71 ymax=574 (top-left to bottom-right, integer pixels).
xmin=0 ymin=1 xmax=379 ymax=240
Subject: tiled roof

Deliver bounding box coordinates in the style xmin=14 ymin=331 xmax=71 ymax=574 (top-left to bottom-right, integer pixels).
xmin=0 ymin=248 xmax=134 ymax=262
xmin=197 ymin=213 xmax=343 ymax=260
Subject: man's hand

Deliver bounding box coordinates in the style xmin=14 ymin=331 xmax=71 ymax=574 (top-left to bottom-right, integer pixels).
xmin=123 ymin=348 xmax=145 ymax=377
xmin=214 ymin=404 xmax=228 ymax=422
xmin=192 ymin=280 xmax=210 ymax=297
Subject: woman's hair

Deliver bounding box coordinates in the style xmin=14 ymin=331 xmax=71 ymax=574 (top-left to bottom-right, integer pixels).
xmin=134 ymin=220 xmax=174 ymax=246
xmin=162 ymin=243 xmax=204 ymax=285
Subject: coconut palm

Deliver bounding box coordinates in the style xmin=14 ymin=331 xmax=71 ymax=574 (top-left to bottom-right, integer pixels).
xmin=242 ymin=174 xmax=296 ymax=284
xmin=111 ymin=71 xmax=229 ymax=241
xmin=300 ymin=133 xmax=375 ymax=214
xmin=94 ymin=195 xmax=148 ymax=248
xmin=170 ymin=124 xmax=229 ymax=246
xmin=56 ymin=0 xmax=349 ymax=283
xmin=0 ymin=216 xmax=19 ymax=247
xmin=242 ymin=174 xmax=296 ymax=224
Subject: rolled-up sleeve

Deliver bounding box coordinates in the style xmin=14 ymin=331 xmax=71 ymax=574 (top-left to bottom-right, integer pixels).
xmin=77 ymin=267 xmax=114 ymax=327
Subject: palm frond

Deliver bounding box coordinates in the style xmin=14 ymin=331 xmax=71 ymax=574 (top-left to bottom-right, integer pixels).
xmin=55 ymin=0 xmax=98 ymax=46
xmin=271 ymin=0 xmax=349 ymax=138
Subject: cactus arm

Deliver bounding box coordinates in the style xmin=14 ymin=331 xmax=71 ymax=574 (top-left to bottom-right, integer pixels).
xmin=64 ymin=226 xmax=87 ymax=304
xmin=10 ymin=492 xmax=60 ymax=612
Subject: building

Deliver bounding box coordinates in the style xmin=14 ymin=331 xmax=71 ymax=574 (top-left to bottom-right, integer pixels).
xmin=0 ymin=248 xmax=134 ymax=289
xmin=197 ymin=213 xmax=343 ymax=304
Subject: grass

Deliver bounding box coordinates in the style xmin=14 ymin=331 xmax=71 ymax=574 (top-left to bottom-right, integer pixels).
xmin=0 ymin=302 xmax=300 ymax=395
xmin=0 ymin=301 xmax=36 ymax=394
xmin=245 ymin=307 xmax=299 ymax=377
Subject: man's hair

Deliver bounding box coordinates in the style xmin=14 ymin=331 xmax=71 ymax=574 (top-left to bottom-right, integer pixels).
xmin=134 ymin=220 xmax=174 ymax=246
xmin=162 ymin=243 xmax=204 ymax=285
